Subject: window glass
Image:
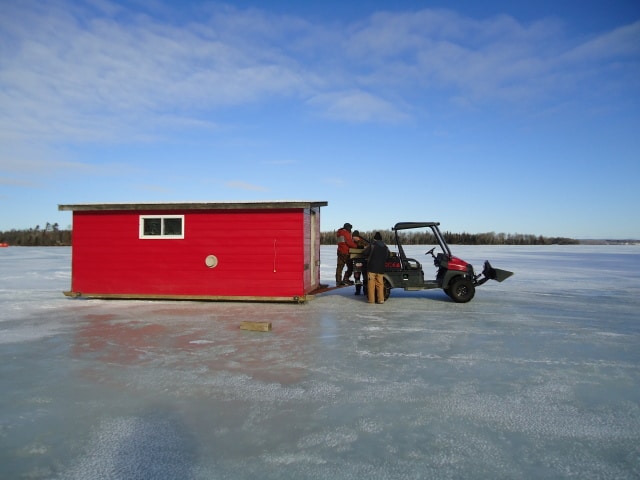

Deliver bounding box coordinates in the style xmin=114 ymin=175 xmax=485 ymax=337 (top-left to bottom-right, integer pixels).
xmin=163 ymin=218 xmax=182 ymax=236
xmin=140 ymin=215 xmax=184 ymax=239
xmin=143 ymin=218 xmax=162 ymax=236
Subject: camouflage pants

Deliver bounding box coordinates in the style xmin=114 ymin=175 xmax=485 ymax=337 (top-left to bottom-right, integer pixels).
xmin=335 ymin=252 xmax=353 ymax=283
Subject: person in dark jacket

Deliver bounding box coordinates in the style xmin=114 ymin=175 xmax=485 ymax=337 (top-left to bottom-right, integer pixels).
xmin=361 ymin=232 xmax=389 ymax=304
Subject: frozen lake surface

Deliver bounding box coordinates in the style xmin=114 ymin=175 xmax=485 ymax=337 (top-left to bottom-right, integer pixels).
xmin=1 ymin=245 xmax=639 ymax=479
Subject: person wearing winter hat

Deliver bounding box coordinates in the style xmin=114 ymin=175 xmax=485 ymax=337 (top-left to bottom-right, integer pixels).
xmin=361 ymin=232 xmax=389 ymax=303
xmin=335 ymin=223 xmax=357 ymax=286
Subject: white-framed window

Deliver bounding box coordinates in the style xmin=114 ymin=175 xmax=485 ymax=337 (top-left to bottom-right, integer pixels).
xmin=139 ymin=215 xmax=184 ymax=239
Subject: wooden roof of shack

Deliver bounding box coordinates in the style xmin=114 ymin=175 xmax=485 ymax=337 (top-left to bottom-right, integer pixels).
xmin=58 ymin=201 xmax=328 ymax=212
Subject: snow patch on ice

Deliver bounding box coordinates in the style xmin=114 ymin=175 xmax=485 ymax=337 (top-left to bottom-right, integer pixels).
xmin=63 ymin=415 xmax=196 ymax=480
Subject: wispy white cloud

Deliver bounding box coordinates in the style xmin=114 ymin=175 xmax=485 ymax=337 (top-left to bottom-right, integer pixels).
xmin=0 ymin=2 xmax=312 ymax=144
xmin=308 ymin=90 xmax=409 ymax=123
xmin=225 ymin=181 xmax=269 ymax=192
xmin=0 ymin=157 xmax=96 ymax=174
xmin=562 ymin=21 xmax=640 ymax=62
xmin=0 ymin=177 xmax=38 ymax=188
xmin=0 ymin=0 xmax=637 ymax=145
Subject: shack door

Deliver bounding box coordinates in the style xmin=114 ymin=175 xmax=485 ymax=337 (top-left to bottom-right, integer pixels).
xmin=310 ymin=209 xmax=320 ymax=289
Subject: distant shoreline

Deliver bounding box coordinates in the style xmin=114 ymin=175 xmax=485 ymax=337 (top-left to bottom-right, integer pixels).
xmin=1 ymin=227 xmax=637 ymax=247
xmin=575 ymin=239 xmax=640 ymax=245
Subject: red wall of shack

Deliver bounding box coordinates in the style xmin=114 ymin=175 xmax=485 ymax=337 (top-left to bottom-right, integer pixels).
xmin=70 ymin=208 xmax=320 ymax=299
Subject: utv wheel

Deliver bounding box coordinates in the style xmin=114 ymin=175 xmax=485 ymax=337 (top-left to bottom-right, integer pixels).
xmin=448 ymin=277 xmax=475 ymax=303
xmin=384 ymin=279 xmax=391 ymax=301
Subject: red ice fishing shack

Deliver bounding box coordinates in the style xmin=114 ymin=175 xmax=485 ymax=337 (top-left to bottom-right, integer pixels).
xmin=58 ymin=201 xmax=328 ymax=302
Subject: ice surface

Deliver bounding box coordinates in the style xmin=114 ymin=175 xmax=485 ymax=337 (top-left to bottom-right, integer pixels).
xmin=1 ymin=245 xmax=639 ymax=479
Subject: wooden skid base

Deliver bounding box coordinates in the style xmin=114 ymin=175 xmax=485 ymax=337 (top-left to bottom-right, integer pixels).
xmin=63 ymin=291 xmax=309 ymax=303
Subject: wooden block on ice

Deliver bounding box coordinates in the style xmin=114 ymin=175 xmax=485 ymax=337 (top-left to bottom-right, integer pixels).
xmin=240 ymin=321 xmax=272 ymax=332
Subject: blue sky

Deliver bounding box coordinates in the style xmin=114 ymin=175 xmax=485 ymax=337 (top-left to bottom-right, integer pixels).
xmin=1 ymin=0 xmax=639 ymax=238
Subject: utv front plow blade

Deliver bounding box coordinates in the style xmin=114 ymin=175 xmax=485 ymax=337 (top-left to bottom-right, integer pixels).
xmin=474 ymin=261 xmax=514 ymax=286
xmin=482 ymin=261 xmax=513 ymax=282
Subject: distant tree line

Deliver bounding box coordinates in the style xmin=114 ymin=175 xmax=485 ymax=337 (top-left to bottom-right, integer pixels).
xmin=0 ymin=223 xmax=72 ymax=246
xmin=2 ymin=224 xmax=580 ymax=247
xmin=320 ymin=230 xmax=579 ymax=245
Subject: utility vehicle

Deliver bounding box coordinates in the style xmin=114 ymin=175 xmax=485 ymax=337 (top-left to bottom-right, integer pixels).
xmin=350 ymin=222 xmax=513 ymax=303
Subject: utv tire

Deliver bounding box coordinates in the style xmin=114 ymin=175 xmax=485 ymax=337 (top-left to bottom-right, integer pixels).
xmin=384 ymin=279 xmax=391 ymax=301
xmin=448 ymin=277 xmax=475 ymax=303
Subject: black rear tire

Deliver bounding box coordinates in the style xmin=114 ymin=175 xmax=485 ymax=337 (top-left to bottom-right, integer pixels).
xmin=447 ymin=277 xmax=475 ymax=303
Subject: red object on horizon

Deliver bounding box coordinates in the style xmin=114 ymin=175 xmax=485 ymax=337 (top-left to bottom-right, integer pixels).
xmin=58 ymin=201 xmax=327 ymax=302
